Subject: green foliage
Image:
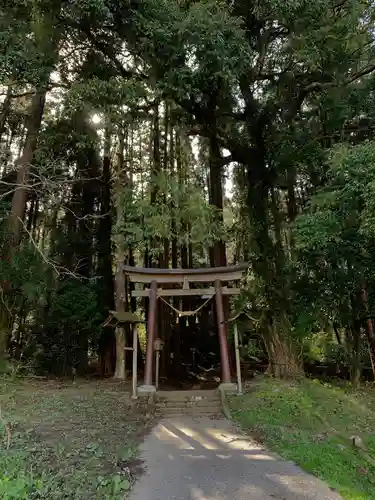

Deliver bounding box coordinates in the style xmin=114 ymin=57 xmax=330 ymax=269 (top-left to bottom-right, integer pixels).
xmin=115 ymin=172 xmax=225 ymax=259
xmin=46 ymin=279 xmax=101 ymax=335
xmin=0 ymin=239 xmax=48 ymax=311
xmin=66 ymin=77 xmax=149 ymax=115
xmin=303 ymin=331 xmax=348 ymax=364
xmin=131 ymin=0 xmax=251 ymax=100
xmin=230 ymin=378 xmax=375 ymax=499
xmin=37 ymin=279 xmax=102 ymax=374
xmin=0 ymin=0 xmax=61 ymax=86
xmin=294 ymin=140 xmax=375 ymax=324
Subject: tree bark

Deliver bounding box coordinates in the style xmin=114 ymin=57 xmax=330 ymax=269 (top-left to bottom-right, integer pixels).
xmin=333 ymin=323 xmax=342 ymax=345
xmin=345 ymin=326 xmax=362 ymax=388
xmin=113 ymin=126 xmax=126 ymax=379
xmin=7 ymin=90 xmax=46 ymax=247
xmin=0 ymin=86 xmax=12 ymax=144
xmin=208 ymin=134 xmax=226 ymax=268
xmin=264 ymin=314 xmax=304 ymax=378
xmin=0 ymin=90 xmax=47 ymax=357
xmin=247 ymin=154 xmax=303 ymax=378
xmin=98 ymin=125 xmax=115 ymax=376
xmin=114 ymin=325 xmax=126 ymax=379
xmin=361 ymin=284 xmax=375 ymax=380
xmin=114 ymin=249 xmax=126 ymax=379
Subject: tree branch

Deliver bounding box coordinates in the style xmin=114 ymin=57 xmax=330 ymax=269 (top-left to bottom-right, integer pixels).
xmin=305 ymin=64 xmax=375 ymax=92
xmin=73 ymin=22 xmax=148 ymax=81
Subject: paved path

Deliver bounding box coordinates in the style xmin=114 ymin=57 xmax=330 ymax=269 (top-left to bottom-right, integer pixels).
xmin=129 ymin=417 xmax=341 ymax=500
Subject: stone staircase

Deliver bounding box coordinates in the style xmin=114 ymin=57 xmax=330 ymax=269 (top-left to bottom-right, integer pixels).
xmin=155 ymin=390 xmax=223 ymax=418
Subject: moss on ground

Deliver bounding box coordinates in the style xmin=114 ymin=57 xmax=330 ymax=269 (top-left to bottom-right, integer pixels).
xmin=229 ymin=377 xmax=375 ymax=500
xmin=0 ymin=378 xmax=153 ymax=499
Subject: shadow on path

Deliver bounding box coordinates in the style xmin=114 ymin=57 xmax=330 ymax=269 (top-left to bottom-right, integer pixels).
xmin=129 ymin=416 xmax=342 ymax=500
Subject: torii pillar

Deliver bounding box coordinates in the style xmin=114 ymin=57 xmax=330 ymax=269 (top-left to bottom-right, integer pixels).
xmin=215 ymin=279 xmax=231 ymax=384
xmin=138 ymin=280 xmax=158 ymax=394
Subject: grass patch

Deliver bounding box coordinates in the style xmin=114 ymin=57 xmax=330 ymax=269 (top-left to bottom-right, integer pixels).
xmin=229 ymin=377 xmax=375 ymax=500
xmin=0 ymin=378 xmax=153 ymax=499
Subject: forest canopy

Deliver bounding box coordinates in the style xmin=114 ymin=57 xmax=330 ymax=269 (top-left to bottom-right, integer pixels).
xmin=1 ymin=0 xmax=375 ymax=384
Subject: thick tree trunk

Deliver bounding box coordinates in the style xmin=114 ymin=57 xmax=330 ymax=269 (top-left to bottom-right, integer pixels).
xmin=4 ymin=0 xmax=61 ymax=248
xmin=8 ymin=90 xmax=46 ymax=247
xmin=0 ymin=90 xmax=47 ymax=357
xmin=113 ymin=127 xmax=126 ymax=379
xmin=208 ymin=135 xmax=226 ymax=268
xmin=98 ymin=125 xmax=115 ymax=376
xmin=246 ymin=153 xmax=303 ymax=378
xmin=151 ymin=101 xmax=163 ymax=264
xmin=114 ymin=251 xmax=126 ymax=379
xmin=63 ymin=111 xmax=100 ymax=374
xmin=265 ymin=315 xmax=304 ymax=378
xmin=207 ymin=131 xmax=232 ymax=372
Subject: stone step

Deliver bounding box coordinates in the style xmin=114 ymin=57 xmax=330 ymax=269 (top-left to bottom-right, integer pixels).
xmin=156 ymin=390 xmax=219 ymax=401
xmin=156 ymin=402 xmax=220 ymax=409
xmin=156 ymin=407 xmax=221 ymax=415
xmin=155 ymin=390 xmax=222 ymax=417
xmin=155 ymin=407 xmax=222 ymax=416
xmin=157 ymin=413 xmax=220 ymax=418
xmin=156 ymin=402 xmax=221 ymax=409
xmin=155 ymin=412 xmax=222 ymax=418
xmin=156 ymin=399 xmax=220 ymax=406
xmin=155 ymin=402 xmax=221 ymax=411
xmin=157 ymin=398 xmax=220 ymax=404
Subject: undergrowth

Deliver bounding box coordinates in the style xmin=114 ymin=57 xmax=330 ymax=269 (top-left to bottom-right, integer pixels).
xmin=0 ymin=378 xmax=150 ymax=499
xmin=229 ymin=377 xmax=375 ymax=500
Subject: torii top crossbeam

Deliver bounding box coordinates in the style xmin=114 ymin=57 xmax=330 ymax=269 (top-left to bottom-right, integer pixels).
xmin=123 ymin=263 xmax=248 ymax=284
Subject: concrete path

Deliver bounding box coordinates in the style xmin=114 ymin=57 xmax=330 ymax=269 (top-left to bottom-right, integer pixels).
xmin=129 ymin=417 xmax=341 ymax=500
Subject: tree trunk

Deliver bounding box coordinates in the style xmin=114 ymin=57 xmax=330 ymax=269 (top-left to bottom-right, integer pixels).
xmin=151 ymin=101 xmax=162 ymax=264
xmin=7 ymin=89 xmax=46 ymax=247
xmin=265 ymin=315 xmax=304 ymax=378
xmin=346 ymin=326 xmax=362 ymax=388
xmin=114 ymin=326 xmax=126 ymax=379
xmin=286 ymin=166 xmax=298 ymax=222
xmin=0 ymin=86 xmax=12 ymax=144
xmin=114 ymin=249 xmax=126 ymax=379
xmin=333 ymin=323 xmax=342 ymax=345
xmin=246 ymin=151 xmax=303 ymax=378
xmin=361 ymin=284 xmax=375 ymax=379
xmin=208 ymin=134 xmax=226 ymax=268
xmin=170 ymin=126 xmax=178 ymax=270
xmin=0 ymin=90 xmax=47 ymax=357
xmin=113 ymin=126 xmax=126 ymax=379
xmin=98 ymin=125 xmax=115 ymax=376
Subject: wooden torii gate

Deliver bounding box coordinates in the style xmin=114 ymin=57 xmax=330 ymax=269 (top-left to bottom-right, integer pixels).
xmin=123 ymin=263 xmax=247 ymax=393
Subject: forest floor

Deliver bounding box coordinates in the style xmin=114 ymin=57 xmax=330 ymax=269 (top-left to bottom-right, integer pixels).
xmin=0 ymin=377 xmax=154 ymax=499
xmin=229 ymin=377 xmax=375 ymax=500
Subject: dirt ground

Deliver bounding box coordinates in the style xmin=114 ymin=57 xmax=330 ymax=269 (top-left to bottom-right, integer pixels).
xmin=0 ymin=377 xmax=154 ymax=499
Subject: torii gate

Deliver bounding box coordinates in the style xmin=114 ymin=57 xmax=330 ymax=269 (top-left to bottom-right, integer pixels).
xmin=123 ymin=263 xmax=248 ymax=393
